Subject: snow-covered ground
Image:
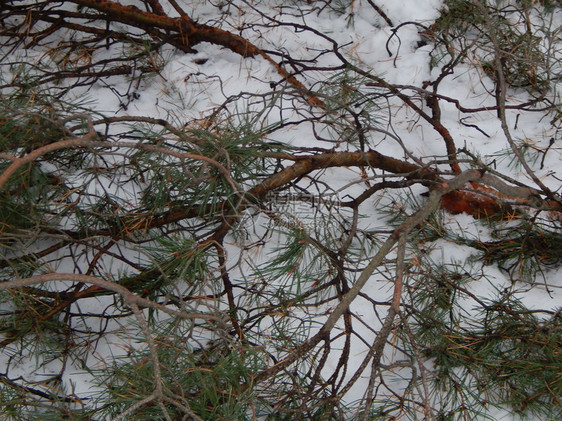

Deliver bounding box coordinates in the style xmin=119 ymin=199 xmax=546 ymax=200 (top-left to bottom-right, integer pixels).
xmin=0 ymin=0 xmax=560 ymax=419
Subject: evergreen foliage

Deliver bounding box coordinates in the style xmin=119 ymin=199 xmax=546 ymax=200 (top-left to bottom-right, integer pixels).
xmin=0 ymin=1 xmax=560 ymax=420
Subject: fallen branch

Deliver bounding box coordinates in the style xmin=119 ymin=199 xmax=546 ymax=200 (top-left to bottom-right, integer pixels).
xmin=254 ymin=169 xmax=485 ymax=384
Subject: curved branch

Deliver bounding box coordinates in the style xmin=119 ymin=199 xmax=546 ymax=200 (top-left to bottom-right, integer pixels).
xmin=0 ymin=131 xmax=99 ymax=190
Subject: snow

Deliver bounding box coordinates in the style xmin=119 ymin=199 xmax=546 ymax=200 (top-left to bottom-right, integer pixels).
xmin=1 ymin=0 xmax=560 ymax=419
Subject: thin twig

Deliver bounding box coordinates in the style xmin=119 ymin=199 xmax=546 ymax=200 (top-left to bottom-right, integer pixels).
xmin=474 ymin=0 xmax=561 ymax=205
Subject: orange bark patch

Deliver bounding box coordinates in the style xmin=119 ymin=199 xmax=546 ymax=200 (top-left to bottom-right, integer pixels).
xmin=441 ymin=182 xmax=562 ymax=220
xmin=441 ymin=183 xmax=509 ymax=219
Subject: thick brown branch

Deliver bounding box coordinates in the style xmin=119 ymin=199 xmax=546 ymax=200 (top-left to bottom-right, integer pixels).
xmin=65 ymin=0 xmax=324 ymax=105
